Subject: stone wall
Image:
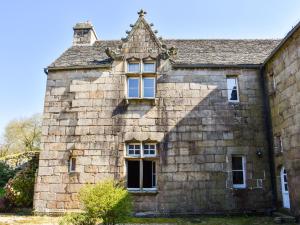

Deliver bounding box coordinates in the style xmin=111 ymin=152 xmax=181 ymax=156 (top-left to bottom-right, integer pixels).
xmin=265 ymin=28 xmax=300 ymax=217
xmin=34 ymin=64 xmax=272 ymax=214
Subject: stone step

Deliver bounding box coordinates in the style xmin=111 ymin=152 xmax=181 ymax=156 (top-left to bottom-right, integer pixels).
xmin=273 ymin=211 xmax=297 ymax=224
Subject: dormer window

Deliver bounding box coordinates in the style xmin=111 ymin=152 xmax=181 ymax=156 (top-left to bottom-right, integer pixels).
xmin=128 ymin=78 xmax=140 ymax=98
xmin=143 ymin=62 xmax=156 ymax=73
xmin=128 ymin=62 xmax=140 ymax=73
xmin=143 ymin=78 xmax=155 ymax=98
xmin=126 ymin=59 xmax=156 ymax=100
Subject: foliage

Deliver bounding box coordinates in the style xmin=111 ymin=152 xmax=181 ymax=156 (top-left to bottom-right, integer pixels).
xmin=0 ymin=151 xmax=39 ymax=169
xmin=59 ymin=212 xmax=97 ymax=225
xmin=79 ymin=179 xmax=132 ymax=225
xmin=0 ymin=114 xmax=42 ymax=156
xmin=4 ymin=154 xmax=39 ymax=208
xmin=0 ymin=161 xmax=16 ymax=188
xmin=0 ymin=188 xmax=5 ymax=198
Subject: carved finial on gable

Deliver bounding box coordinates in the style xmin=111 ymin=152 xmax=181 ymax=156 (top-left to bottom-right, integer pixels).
xmin=138 ymin=9 xmax=147 ymax=17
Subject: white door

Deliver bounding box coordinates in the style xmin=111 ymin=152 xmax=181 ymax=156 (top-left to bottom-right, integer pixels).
xmin=281 ymin=167 xmax=290 ymax=209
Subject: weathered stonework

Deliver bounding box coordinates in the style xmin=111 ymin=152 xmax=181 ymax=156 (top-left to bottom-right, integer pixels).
xmin=265 ymin=26 xmax=300 ymax=217
xmin=34 ymin=10 xmax=299 ymax=217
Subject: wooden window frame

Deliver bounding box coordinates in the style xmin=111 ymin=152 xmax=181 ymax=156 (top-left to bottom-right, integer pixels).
xmin=232 ymin=155 xmax=246 ymax=189
xmin=125 ymin=142 xmax=158 ymax=192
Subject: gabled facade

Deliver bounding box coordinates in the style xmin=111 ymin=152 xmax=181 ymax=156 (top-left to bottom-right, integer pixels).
xmin=34 ymin=10 xmax=299 ymax=218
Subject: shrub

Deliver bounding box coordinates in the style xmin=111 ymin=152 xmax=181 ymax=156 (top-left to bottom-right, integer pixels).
xmin=79 ymin=179 xmax=132 ymax=225
xmin=4 ymin=154 xmax=39 ymax=208
xmin=0 ymin=161 xmax=16 ymax=188
xmin=59 ymin=212 xmax=97 ymax=225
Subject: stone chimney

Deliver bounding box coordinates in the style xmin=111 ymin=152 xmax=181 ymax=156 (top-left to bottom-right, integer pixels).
xmin=73 ymin=21 xmax=98 ymax=46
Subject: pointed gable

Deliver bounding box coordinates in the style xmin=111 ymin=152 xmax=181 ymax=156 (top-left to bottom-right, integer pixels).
xmin=121 ymin=9 xmax=162 ymax=59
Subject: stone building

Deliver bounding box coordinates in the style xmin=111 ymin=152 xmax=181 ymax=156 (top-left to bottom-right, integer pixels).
xmin=33 ymin=10 xmax=299 ymax=217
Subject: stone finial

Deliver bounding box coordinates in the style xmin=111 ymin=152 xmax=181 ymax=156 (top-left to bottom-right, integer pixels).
xmin=138 ymin=9 xmax=147 ymax=17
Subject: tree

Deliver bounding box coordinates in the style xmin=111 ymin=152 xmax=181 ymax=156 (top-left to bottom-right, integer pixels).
xmin=0 ymin=114 xmax=42 ymax=155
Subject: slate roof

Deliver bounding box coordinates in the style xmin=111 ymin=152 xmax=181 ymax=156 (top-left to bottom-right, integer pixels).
xmin=48 ymin=39 xmax=281 ymax=69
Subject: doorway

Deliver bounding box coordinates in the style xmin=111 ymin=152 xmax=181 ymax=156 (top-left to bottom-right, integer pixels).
xmin=280 ymin=167 xmax=290 ymax=209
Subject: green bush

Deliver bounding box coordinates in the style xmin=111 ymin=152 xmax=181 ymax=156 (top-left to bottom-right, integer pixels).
xmin=0 ymin=161 xmax=16 ymax=188
xmin=59 ymin=212 xmax=97 ymax=225
xmin=4 ymin=154 xmax=38 ymax=208
xmin=63 ymin=179 xmax=132 ymax=225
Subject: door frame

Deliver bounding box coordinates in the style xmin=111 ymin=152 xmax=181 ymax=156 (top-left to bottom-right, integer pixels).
xmin=280 ymin=167 xmax=290 ymax=209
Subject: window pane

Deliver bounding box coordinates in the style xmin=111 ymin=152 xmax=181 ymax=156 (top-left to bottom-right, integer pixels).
xmin=227 ymin=77 xmax=238 ymax=101
xmin=232 ymin=156 xmax=243 ymax=170
xmin=128 ymin=63 xmax=140 ymax=73
xmin=128 ymin=78 xmax=139 ymax=98
xmin=70 ymin=158 xmax=76 ymax=172
xmin=129 ymin=150 xmax=134 ymax=155
xmin=127 ymin=161 xmax=140 ymax=188
xmin=143 ymin=144 xmax=156 ymax=155
xmin=284 ymin=184 xmax=288 ymax=191
xmin=233 ymin=171 xmax=244 ymax=185
xmin=143 ymin=78 xmax=155 ymax=98
xmin=143 ymin=160 xmax=155 ymax=188
xmin=143 ymin=63 xmax=155 ymax=72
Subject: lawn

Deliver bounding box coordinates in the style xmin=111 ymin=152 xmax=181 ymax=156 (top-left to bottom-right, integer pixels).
xmin=0 ymin=214 xmax=284 ymax=225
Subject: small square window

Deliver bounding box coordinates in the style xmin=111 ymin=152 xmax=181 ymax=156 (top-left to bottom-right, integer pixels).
xmin=227 ymin=77 xmax=239 ymax=102
xmin=127 ymin=144 xmax=141 ymax=156
xmin=128 ymin=63 xmax=140 ymax=73
xmin=69 ymin=157 xmax=76 ymax=172
xmin=128 ymin=78 xmax=140 ymax=98
xmin=143 ymin=78 xmax=155 ymax=98
xmin=143 ymin=63 xmax=156 ymax=73
xmin=232 ymin=156 xmax=246 ymax=188
xmin=143 ymin=144 xmax=156 ymax=156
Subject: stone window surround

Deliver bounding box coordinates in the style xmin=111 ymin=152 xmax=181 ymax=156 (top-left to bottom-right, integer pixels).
xmin=226 ymin=75 xmax=240 ymax=103
xmin=126 ymin=76 xmax=156 ymax=99
xmin=126 ymin=57 xmax=156 ymax=74
xmin=68 ymin=157 xmax=76 ymax=173
xmin=231 ymin=155 xmax=247 ymax=189
xmin=124 ymin=141 xmax=158 ymax=193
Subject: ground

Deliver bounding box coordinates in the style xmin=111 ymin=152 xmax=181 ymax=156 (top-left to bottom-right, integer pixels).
xmin=0 ymin=214 xmax=290 ymax=225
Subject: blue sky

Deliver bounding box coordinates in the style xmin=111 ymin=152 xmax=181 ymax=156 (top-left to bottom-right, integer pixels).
xmin=0 ymin=0 xmax=300 ymax=138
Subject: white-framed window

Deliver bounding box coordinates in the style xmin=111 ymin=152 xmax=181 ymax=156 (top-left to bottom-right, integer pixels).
xmin=127 ymin=77 xmax=140 ymax=98
xmin=127 ymin=160 xmax=157 ymax=190
xmin=232 ymin=155 xmax=246 ymax=188
xmin=143 ymin=143 xmax=156 ymax=156
xmin=127 ymin=143 xmax=141 ymax=156
xmin=226 ymin=76 xmax=239 ymax=102
xmin=142 ymin=77 xmax=155 ymax=98
xmin=127 ymin=62 xmax=140 ymax=73
xmin=127 ymin=77 xmax=156 ymax=99
xmin=69 ymin=157 xmax=76 ymax=172
xmin=126 ymin=143 xmax=157 ymax=191
xmin=143 ymin=62 xmax=156 ymax=73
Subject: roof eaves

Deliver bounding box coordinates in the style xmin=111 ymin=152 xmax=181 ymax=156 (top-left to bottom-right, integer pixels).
xmin=172 ymin=63 xmax=262 ymax=69
xmin=47 ymin=64 xmax=112 ymax=72
xmin=263 ymin=20 xmax=300 ymax=65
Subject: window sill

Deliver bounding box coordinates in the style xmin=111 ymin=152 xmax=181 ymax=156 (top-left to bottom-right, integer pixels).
xmin=228 ymin=101 xmax=240 ymax=104
xmin=125 ymin=98 xmax=157 ymax=105
xmin=125 ymin=72 xmax=157 ymax=76
xmin=128 ymin=189 xmax=158 ymax=195
xmin=68 ymin=171 xmax=79 ymax=176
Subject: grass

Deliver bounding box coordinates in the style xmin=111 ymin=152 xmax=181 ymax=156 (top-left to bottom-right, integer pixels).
xmin=0 ymin=214 xmax=282 ymax=225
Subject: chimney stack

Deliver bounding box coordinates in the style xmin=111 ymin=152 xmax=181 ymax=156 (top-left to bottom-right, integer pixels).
xmin=73 ymin=21 xmax=98 ymax=46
